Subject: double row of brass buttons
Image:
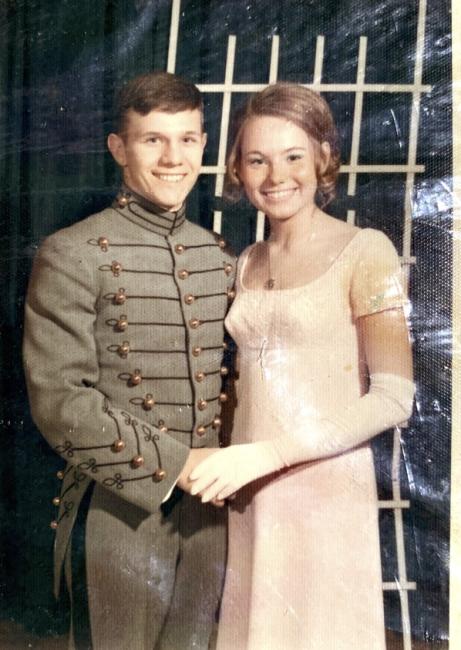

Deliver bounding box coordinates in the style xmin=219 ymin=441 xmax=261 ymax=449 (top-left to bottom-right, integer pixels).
xmin=196 ymin=415 xmax=222 ymax=437
xmin=177 ymin=263 xmax=234 ymax=281
xmin=192 ymin=341 xmax=228 ymax=357
xmin=174 ymin=239 xmax=227 ymax=255
xmin=125 ymin=365 xmax=228 ymax=388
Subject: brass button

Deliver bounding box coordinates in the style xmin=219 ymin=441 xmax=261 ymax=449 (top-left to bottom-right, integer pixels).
xmin=174 ymin=244 xmax=185 ymax=254
xmin=224 ymin=263 xmax=233 ymax=276
xmin=196 ymin=425 xmax=206 ymax=436
xmin=117 ymin=194 xmax=129 ymax=207
xmin=118 ymin=341 xmax=130 ymax=358
xmin=111 ymin=261 xmax=122 ymax=276
xmin=192 ymin=346 xmax=202 ymax=357
xmin=50 ymin=520 xmax=58 ymax=530
xmin=112 ymin=439 xmax=126 ymax=453
xmin=130 ymin=369 xmax=142 ymax=386
xmin=189 ymin=318 xmax=201 ymax=329
xmin=198 ymin=399 xmax=208 ymax=411
xmin=153 ymin=468 xmax=166 ymax=482
xmin=114 ymin=288 xmax=126 ymax=305
xmin=98 ymin=236 xmax=109 ymax=252
xmin=222 ymin=341 xmax=229 ymax=350
xmin=159 ymin=424 xmax=168 ymax=433
xmin=142 ymin=393 xmax=155 ymax=411
xmin=184 ymin=293 xmax=195 ymax=305
xmin=219 ymin=392 xmax=228 ymax=403
xmin=227 ymin=288 xmax=236 ymax=300
xmin=131 ymin=455 xmax=144 ymax=469
xmin=178 ymin=269 xmax=189 ymax=280
xmin=220 ymin=366 xmax=229 ymax=376
xmin=116 ymin=315 xmax=128 ymax=331
xmin=195 ymin=371 xmax=205 ymax=382
xmin=143 ymin=394 xmax=155 ymax=410
xmin=218 ymin=238 xmax=226 ymax=249
xmin=52 ymin=496 xmax=61 ymax=506
xmin=56 ymin=470 xmax=65 ymax=480
xmin=212 ymin=416 xmax=222 ymax=429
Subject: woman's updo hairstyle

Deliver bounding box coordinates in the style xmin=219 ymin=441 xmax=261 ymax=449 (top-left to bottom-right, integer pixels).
xmin=225 ymin=83 xmax=341 ymax=207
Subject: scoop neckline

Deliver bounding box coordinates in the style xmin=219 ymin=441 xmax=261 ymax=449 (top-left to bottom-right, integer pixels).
xmin=239 ymin=228 xmax=364 ymax=293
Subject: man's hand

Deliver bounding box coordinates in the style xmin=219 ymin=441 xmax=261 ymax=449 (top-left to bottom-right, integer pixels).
xmin=177 ymin=448 xmax=226 ymax=507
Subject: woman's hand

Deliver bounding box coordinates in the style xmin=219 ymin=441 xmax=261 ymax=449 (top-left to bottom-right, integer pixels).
xmin=189 ymin=442 xmax=283 ymax=502
xmin=177 ymin=448 xmax=226 ymax=507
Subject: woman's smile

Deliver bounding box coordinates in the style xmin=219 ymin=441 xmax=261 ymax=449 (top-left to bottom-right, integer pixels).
xmin=261 ymin=187 xmax=299 ymax=201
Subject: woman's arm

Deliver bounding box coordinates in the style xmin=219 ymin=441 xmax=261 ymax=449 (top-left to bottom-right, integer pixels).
xmin=359 ymin=308 xmax=413 ymax=379
xmin=189 ymin=306 xmax=414 ymax=502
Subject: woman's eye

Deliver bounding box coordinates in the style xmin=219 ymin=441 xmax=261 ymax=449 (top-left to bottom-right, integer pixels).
xmin=288 ymin=153 xmax=303 ymax=162
xmin=248 ymin=158 xmax=264 ymax=166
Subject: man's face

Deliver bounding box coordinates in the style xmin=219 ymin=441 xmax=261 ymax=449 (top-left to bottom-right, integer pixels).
xmin=108 ymin=108 xmax=206 ymax=211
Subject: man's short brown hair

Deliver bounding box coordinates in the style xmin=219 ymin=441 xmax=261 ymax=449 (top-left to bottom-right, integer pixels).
xmin=114 ymin=71 xmax=203 ymax=134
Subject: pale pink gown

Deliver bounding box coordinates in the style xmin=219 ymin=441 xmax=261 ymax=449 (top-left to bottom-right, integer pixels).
xmin=218 ymin=228 xmax=406 ymax=650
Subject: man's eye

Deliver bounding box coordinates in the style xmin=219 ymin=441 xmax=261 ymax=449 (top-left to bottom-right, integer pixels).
xmin=146 ymin=137 xmax=160 ymax=143
xmin=288 ymin=153 xmax=303 ymax=162
xmin=183 ymin=137 xmax=198 ymax=144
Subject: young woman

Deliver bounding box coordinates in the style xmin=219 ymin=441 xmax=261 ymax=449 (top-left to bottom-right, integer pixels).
xmin=190 ymin=83 xmax=415 ymax=649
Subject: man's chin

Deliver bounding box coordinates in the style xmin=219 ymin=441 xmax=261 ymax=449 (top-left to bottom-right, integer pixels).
xmin=127 ymin=185 xmax=185 ymax=211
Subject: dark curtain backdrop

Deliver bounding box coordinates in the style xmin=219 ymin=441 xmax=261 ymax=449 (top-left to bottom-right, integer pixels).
xmin=0 ymin=0 xmax=452 ymax=642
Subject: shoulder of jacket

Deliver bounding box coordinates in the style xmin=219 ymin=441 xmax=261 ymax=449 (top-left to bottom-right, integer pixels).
xmin=39 ymin=208 xmax=117 ymax=256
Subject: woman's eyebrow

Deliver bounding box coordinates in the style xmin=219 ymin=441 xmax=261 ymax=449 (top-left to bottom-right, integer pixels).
xmin=244 ymin=146 xmax=307 ymax=155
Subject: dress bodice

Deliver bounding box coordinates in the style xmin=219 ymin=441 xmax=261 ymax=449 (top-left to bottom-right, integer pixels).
xmin=224 ymin=228 xmax=407 ymax=432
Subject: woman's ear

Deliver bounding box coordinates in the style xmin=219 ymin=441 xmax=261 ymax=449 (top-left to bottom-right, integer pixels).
xmin=107 ymin=133 xmax=127 ymax=167
xmin=319 ymin=141 xmax=331 ymax=174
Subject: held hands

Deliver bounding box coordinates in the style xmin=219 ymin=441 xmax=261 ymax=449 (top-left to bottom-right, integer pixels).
xmin=186 ymin=373 xmax=415 ymax=504
xmin=177 ymin=448 xmax=226 ymax=507
xmin=189 ymin=442 xmax=284 ymax=503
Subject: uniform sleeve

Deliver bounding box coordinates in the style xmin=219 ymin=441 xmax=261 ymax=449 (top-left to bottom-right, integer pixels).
xmin=350 ymin=229 xmax=408 ymax=320
xmin=23 ymin=237 xmax=190 ymax=514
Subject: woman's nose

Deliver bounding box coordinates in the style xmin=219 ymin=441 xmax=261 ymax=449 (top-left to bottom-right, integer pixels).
xmin=267 ymin=162 xmax=286 ymax=185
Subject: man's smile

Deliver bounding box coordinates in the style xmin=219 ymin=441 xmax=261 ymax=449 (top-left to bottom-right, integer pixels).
xmin=154 ymin=173 xmax=187 ymax=183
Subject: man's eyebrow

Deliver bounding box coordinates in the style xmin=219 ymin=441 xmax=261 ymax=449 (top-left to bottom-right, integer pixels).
xmin=139 ymin=130 xmax=202 ymax=137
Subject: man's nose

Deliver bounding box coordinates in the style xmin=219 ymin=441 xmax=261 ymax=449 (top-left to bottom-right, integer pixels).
xmin=160 ymin=141 xmax=182 ymax=166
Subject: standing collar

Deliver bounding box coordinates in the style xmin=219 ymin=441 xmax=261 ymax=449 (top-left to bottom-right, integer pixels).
xmin=112 ymin=184 xmax=186 ymax=236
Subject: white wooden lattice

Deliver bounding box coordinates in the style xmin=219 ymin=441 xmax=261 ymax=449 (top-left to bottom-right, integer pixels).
xmin=167 ymin=1 xmax=431 ymax=648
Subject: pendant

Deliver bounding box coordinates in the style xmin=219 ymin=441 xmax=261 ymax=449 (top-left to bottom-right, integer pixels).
xmin=265 ymin=278 xmax=276 ymax=290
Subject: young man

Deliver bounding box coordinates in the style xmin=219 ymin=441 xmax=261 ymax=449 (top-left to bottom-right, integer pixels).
xmin=23 ymin=72 xmax=235 ymax=650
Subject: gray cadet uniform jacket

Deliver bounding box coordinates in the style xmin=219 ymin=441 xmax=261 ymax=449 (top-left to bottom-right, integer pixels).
xmin=23 ymin=188 xmax=236 ymax=649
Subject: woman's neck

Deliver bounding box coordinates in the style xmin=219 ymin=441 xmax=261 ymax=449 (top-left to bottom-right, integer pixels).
xmin=268 ymin=204 xmax=319 ymax=249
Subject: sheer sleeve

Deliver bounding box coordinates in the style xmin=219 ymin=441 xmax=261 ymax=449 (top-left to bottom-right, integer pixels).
xmin=350 ymin=229 xmax=408 ymax=320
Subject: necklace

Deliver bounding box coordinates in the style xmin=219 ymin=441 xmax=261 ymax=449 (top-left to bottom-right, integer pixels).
xmin=265 ymin=206 xmax=318 ymax=290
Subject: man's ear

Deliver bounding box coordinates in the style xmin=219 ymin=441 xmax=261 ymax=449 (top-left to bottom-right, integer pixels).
xmin=201 ymin=131 xmax=208 ymax=150
xmin=107 ymin=133 xmax=127 ymax=167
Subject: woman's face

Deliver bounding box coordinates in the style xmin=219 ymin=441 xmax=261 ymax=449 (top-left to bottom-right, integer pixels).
xmin=237 ymin=115 xmax=328 ymax=222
